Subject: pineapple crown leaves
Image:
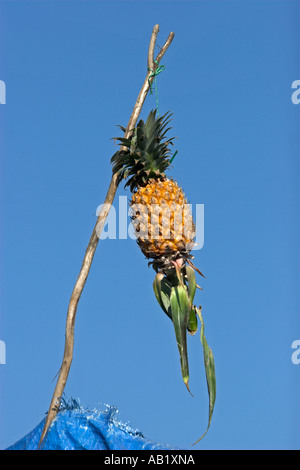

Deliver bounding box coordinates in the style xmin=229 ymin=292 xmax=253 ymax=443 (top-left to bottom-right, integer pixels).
xmin=111 ymin=110 xmax=175 ymax=192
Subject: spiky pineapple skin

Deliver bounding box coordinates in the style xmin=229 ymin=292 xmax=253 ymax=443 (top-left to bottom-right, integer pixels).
xmin=111 ymin=110 xmax=196 ymax=271
xmin=130 ymin=178 xmax=195 ymax=260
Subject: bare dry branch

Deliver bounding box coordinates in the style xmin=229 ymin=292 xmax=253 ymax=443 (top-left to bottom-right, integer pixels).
xmin=155 ymin=32 xmax=175 ymax=65
xmin=38 ymin=24 xmax=174 ymax=449
xmin=148 ymin=24 xmax=159 ymax=72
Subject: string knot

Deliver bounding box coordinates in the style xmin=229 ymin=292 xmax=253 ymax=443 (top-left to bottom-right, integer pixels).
xmin=147 ymin=60 xmax=165 ymax=116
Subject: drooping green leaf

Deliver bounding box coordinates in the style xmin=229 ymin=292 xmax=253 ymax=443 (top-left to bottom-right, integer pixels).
xmin=153 ymin=272 xmax=197 ymax=335
xmin=160 ymin=278 xmax=172 ymax=317
xmin=153 ymin=274 xmax=172 ymax=317
xmin=187 ymin=306 xmax=198 ymax=335
xmin=170 ymin=285 xmax=192 ymax=393
xmin=193 ymin=307 xmax=216 ymax=444
xmin=153 ymin=273 xmax=167 ymax=314
xmin=185 ymin=266 xmax=198 ymax=334
xmin=185 ymin=265 xmax=197 ymax=305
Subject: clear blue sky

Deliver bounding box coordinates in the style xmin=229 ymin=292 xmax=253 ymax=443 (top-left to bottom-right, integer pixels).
xmin=0 ymin=0 xmax=299 ymax=450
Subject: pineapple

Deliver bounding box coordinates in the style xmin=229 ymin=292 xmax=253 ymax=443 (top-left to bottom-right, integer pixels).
xmin=111 ymin=110 xmax=196 ymax=273
xmin=111 ymin=110 xmax=216 ymax=440
xmin=111 ymin=109 xmax=201 ymax=393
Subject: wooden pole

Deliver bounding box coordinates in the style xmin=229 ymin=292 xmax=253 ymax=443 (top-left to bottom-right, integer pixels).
xmin=38 ymin=25 xmax=174 ymax=449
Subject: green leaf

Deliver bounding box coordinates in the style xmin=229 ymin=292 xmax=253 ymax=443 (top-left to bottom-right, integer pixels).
xmin=116 ymin=124 xmax=127 ymax=133
xmin=185 ymin=266 xmax=196 ymax=305
xmin=170 ymin=285 xmax=192 ymax=393
xmin=160 ymin=278 xmax=173 ymax=316
xmin=187 ymin=306 xmax=198 ymax=335
xmin=153 ymin=273 xmax=170 ymax=316
xmin=185 ymin=267 xmax=198 ymax=335
xmin=153 ymin=273 xmax=197 ymax=335
xmin=193 ymin=307 xmax=216 ymax=444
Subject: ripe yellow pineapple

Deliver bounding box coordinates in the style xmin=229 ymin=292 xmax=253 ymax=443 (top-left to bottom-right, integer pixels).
xmin=111 ymin=110 xmax=195 ymax=273
xmin=111 ymin=110 xmax=216 ymax=441
xmin=131 ymin=178 xmax=195 ymax=262
xmin=111 ymin=109 xmax=201 ymax=393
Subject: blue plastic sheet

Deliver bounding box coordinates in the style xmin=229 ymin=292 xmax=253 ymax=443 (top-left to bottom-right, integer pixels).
xmin=6 ymin=397 xmax=175 ymax=450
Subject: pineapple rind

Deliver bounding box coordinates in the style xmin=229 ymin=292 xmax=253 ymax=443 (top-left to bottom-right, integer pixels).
xmin=130 ymin=178 xmax=195 ymax=261
xmin=111 ymin=109 xmax=195 ymax=269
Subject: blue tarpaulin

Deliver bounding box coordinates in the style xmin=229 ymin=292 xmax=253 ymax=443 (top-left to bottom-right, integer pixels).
xmin=6 ymin=397 xmax=175 ymax=450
